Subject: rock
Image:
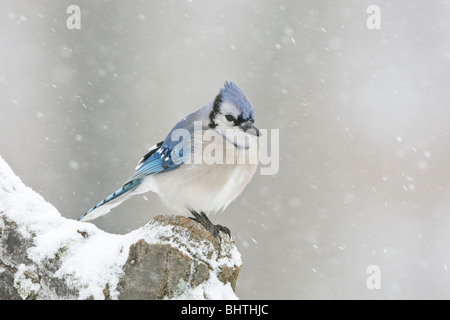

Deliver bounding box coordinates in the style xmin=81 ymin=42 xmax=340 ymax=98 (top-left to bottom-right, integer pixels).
xmin=0 ymin=155 xmax=242 ymax=300
xmin=119 ymin=215 xmax=241 ymax=300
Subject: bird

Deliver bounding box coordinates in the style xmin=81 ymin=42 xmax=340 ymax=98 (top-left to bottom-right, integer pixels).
xmin=79 ymin=81 xmax=260 ymax=238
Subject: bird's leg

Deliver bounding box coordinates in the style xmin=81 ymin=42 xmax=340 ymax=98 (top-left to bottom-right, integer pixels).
xmin=189 ymin=210 xmax=231 ymax=239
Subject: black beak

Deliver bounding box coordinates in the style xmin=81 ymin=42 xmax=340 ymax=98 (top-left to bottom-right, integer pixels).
xmin=240 ymin=122 xmax=261 ymax=137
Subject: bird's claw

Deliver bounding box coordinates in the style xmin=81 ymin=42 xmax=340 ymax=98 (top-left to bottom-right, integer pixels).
xmin=189 ymin=210 xmax=231 ymax=240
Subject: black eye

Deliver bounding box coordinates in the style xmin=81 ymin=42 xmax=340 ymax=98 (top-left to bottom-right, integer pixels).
xmin=225 ymin=114 xmax=235 ymax=122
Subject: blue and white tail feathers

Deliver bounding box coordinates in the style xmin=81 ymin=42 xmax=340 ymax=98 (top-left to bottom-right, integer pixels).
xmin=78 ymin=139 xmax=181 ymax=222
xmin=79 ymin=179 xmax=142 ymax=221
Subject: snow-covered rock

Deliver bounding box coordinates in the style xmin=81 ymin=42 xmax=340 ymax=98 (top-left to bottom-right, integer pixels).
xmin=0 ymin=155 xmax=241 ymax=300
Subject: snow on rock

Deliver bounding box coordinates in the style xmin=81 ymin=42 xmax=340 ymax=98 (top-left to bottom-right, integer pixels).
xmin=0 ymin=155 xmax=241 ymax=300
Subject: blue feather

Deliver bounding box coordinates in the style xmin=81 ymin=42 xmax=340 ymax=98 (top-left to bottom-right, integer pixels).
xmin=78 ymin=179 xmax=142 ymax=221
xmin=220 ymin=81 xmax=255 ymax=122
xmin=126 ymin=138 xmax=187 ymax=182
xmin=79 ymin=138 xmax=189 ymax=221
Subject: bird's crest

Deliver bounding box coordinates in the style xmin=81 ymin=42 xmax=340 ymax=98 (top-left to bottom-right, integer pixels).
xmin=218 ymin=81 xmax=255 ymax=122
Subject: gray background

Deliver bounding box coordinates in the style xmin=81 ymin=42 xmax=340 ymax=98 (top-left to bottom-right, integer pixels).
xmin=2 ymin=0 xmax=450 ymax=299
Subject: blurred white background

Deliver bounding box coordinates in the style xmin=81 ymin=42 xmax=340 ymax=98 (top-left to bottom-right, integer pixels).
xmin=2 ymin=0 xmax=450 ymax=299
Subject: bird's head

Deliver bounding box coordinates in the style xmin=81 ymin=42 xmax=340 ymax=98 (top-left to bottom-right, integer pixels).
xmin=209 ymin=81 xmax=260 ymax=147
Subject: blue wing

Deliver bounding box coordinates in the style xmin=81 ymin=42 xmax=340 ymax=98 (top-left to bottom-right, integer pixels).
xmin=125 ymin=135 xmax=190 ymax=183
xmin=79 ymin=136 xmax=190 ymax=221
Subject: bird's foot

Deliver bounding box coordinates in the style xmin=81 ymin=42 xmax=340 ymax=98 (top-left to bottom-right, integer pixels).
xmin=189 ymin=210 xmax=231 ymax=240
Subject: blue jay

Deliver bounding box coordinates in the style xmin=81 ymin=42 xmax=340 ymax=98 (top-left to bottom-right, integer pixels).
xmin=79 ymin=81 xmax=260 ymax=238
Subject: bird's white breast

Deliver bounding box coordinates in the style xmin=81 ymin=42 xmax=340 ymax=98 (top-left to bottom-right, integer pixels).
xmin=137 ymin=130 xmax=259 ymax=216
